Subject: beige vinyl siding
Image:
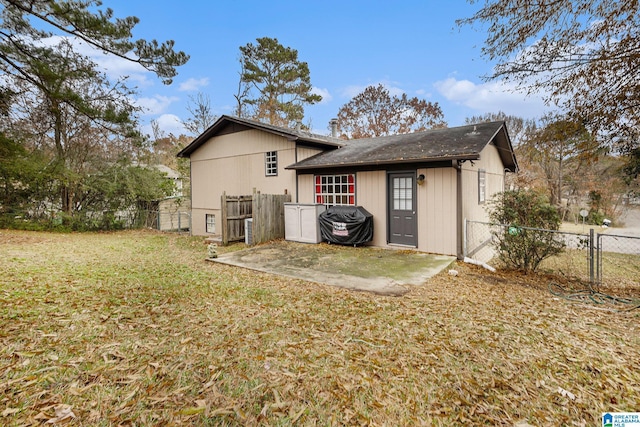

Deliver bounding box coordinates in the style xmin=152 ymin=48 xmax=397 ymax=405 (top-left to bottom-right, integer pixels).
xmin=294 ymin=144 xmax=506 ymax=257
xmin=357 ymin=168 xmax=457 ymax=254
xmin=298 ymin=170 xmax=387 ymax=247
xmin=297 ymin=174 xmax=315 ymax=204
xmin=190 ymin=129 xmax=289 ymax=161
xmin=354 ymin=171 xmax=387 ymax=247
xmin=461 ymin=143 xmax=505 ymax=224
xmin=417 ymin=167 xmax=457 ymax=255
xmin=296 ymin=146 xmax=324 ymax=163
xmin=189 ymin=129 xmax=299 ymax=236
xmin=299 ymin=168 xmax=458 ymax=255
xmin=191 ymin=153 xmax=295 ymax=205
xmin=191 ymin=208 xmax=220 ymax=236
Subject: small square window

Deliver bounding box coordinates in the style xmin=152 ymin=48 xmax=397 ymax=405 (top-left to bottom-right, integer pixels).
xmin=478 ymin=169 xmax=486 ymax=204
xmin=206 ymin=214 xmax=216 ymax=233
xmin=265 ymin=151 xmax=278 ymax=176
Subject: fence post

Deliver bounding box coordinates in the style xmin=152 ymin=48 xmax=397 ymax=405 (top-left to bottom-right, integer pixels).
xmin=463 ymin=219 xmax=468 ymax=259
xmin=589 ymin=228 xmax=595 ymax=284
xmin=596 ymin=233 xmax=602 ymax=286
xmin=221 ymin=191 xmax=228 ymax=245
xmin=253 ymin=188 xmax=257 ymax=243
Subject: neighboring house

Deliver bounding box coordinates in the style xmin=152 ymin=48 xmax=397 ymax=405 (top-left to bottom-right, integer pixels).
xmin=177 ymin=115 xmax=517 ymax=258
xmin=153 ymin=164 xmax=184 ymax=197
xmin=152 ymin=164 xmax=190 ymax=231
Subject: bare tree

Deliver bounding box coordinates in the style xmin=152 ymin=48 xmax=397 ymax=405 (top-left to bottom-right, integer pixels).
xmin=233 ymin=57 xmax=251 ymax=118
xmin=459 ymin=1 xmax=640 ymax=147
xmin=337 ymin=84 xmax=446 ymax=139
xmin=464 ymin=111 xmax=536 ymax=147
xmin=184 ymin=93 xmax=217 ymax=135
xmin=520 ymin=114 xmax=600 ymax=206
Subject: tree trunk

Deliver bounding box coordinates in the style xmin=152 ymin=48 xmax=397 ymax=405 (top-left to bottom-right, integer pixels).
xmin=52 ymin=99 xmax=72 ymax=215
xmin=557 ymin=144 xmax=564 ymax=206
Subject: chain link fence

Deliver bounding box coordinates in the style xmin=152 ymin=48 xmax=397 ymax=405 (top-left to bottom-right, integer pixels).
xmin=597 ymin=234 xmax=640 ymax=289
xmin=114 ymin=209 xmax=191 ymax=233
xmin=2 ymin=206 xmax=191 ymax=233
xmin=465 ymin=220 xmax=640 ymax=289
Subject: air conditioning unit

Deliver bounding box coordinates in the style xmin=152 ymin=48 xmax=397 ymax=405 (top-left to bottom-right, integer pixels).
xmin=245 ymin=218 xmax=253 ymax=245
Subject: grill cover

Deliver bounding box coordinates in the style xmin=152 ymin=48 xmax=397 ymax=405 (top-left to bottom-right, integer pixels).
xmin=318 ymin=206 xmax=373 ymax=245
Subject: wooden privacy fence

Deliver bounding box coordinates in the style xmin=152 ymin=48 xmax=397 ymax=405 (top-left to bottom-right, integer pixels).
xmin=252 ymin=191 xmax=291 ymax=244
xmin=221 ymin=190 xmax=291 ymax=245
xmin=221 ymin=192 xmax=252 ymax=245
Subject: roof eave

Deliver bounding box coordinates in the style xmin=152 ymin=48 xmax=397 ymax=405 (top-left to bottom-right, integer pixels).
xmin=493 ymin=123 xmax=519 ymax=173
xmin=177 ymin=115 xmax=342 ymax=158
xmin=286 ymin=154 xmax=480 ymax=170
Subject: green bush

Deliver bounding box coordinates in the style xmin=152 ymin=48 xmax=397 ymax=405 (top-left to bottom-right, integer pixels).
xmin=0 ymin=211 xmax=127 ymax=232
xmin=587 ymin=210 xmax=605 ymax=225
xmin=0 ymin=214 xmax=49 ymax=231
xmin=488 ymin=190 xmax=566 ymax=272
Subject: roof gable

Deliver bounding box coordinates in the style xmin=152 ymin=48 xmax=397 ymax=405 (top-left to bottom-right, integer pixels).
xmin=287 ymin=121 xmax=518 ymax=172
xmin=176 ymin=115 xmax=343 ymax=158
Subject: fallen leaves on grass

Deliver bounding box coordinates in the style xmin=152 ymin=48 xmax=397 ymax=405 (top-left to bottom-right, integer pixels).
xmin=41 ymin=404 xmax=76 ymax=424
xmin=0 ymin=230 xmax=638 ymax=426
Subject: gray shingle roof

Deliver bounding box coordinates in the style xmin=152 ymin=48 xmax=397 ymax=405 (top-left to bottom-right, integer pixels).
xmin=287 ymin=121 xmax=517 ymax=172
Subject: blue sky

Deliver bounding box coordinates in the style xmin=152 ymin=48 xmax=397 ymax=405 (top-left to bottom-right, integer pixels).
xmin=94 ymin=0 xmax=551 ymax=137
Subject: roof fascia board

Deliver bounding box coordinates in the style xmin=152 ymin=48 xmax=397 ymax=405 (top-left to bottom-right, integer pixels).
xmin=177 ymin=115 xmax=341 ymax=158
xmin=286 ymin=154 xmax=480 ymax=170
xmin=290 ymin=160 xmax=457 ymax=175
xmin=489 ymin=123 xmax=518 ymax=172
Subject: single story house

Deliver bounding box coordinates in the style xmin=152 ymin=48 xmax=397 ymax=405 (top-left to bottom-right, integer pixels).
xmin=177 ymin=115 xmax=517 ymax=258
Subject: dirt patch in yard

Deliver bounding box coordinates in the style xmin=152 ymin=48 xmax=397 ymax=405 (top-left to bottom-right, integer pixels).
xmin=211 ymin=241 xmax=456 ymax=296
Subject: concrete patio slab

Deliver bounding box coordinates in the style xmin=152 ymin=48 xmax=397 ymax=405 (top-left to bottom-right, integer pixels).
xmin=210 ymin=241 xmax=456 ymax=296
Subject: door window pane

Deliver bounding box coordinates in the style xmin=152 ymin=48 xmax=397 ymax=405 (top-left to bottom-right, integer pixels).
xmin=393 ymin=177 xmax=413 ymax=210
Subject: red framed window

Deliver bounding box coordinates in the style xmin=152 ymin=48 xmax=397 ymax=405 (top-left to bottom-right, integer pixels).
xmin=315 ymin=174 xmax=355 ymax=206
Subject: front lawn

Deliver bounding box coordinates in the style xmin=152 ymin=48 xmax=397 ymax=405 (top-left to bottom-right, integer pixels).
xmin=1 ymin=230 xmax=638 ymax=425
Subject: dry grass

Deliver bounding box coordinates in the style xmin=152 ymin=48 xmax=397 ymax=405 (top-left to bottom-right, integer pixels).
xmin=538 ymin=248 xmax=640 ymax=290
xmin=1 ymin=229 xmax=639 ymax=426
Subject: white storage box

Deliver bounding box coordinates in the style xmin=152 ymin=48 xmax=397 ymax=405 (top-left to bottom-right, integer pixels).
xmin=284 ymin=203 xmax=326 ymax=243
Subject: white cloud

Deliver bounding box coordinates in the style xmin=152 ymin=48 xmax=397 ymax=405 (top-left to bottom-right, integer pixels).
xmin=434 ymin=78 xmax=477 ymax=102
xmin=341 ymin=84 xmax=367 ymax=98
xmin=341 ymin=80 xmax=404 ymax=99
xmin=415 ymin=89 xmax=433 ymax=97
xmin=179 ymin=77 xmax=210 ymax=92
xmin=134 ymin=95 xmax=180 ymax=115
xmin=39 ymin=35 xmax=155 ymax=88
xmin=434 ymin=77 xmax=550 ymax=119
xmin=385 ymin=85 xmax=405 ymax=97
xmin=94 ymin=54 xmax=153 ymax=87
xmin=142 ymin=114 xmax=187 ymax=137
xmin=311 ymin=87 xmax=332 ymax=103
